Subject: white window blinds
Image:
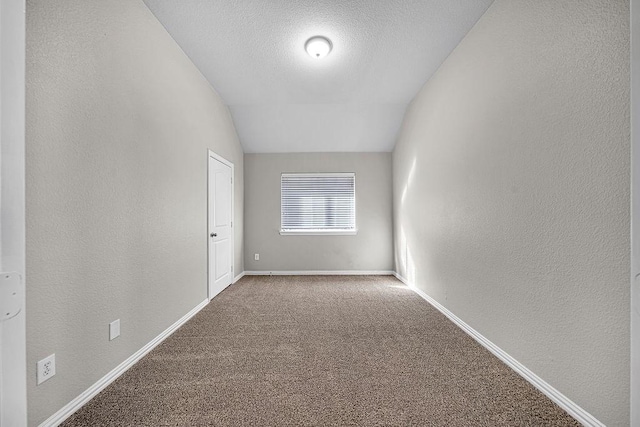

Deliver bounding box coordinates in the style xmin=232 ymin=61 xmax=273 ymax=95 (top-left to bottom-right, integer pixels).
xmin=281 ymin=173 xmax=356 ymax=233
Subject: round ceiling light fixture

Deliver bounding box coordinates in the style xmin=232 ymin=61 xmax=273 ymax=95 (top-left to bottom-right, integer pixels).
xmin=305 ymin=36 xmax=332 ymax=59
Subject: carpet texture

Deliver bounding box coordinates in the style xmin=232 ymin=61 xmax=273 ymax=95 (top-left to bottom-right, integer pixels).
xmin=62 ymin=275 xmax=579 ymax=426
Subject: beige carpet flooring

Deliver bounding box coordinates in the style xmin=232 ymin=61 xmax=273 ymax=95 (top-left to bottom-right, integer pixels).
xmin=62 ymin=275 xmax=579 ymax=426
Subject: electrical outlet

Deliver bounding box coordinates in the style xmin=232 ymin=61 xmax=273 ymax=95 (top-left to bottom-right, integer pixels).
xmin=254 ymin=253 xmax=259 ymax=261
xmin=109 ymin=319 xmax=120 ymax=341
xmin=37 ymin=354 xmax=56 ymax=385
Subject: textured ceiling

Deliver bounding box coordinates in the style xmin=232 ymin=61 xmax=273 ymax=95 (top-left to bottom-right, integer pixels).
xmin=142 ymin=0 xmax=494 ymax=153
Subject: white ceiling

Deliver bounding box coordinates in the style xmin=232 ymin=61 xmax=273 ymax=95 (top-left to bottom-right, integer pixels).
xmin=142 ymin=0 xmax=494 ymax=153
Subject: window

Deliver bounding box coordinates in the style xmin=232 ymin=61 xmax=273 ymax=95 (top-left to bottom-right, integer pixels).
xmin=280 ymin=173 xmax=356 ymax=235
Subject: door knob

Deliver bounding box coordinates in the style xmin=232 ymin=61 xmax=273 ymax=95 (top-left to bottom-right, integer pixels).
xmin=210 ymin=233 xmax=217 ymax=237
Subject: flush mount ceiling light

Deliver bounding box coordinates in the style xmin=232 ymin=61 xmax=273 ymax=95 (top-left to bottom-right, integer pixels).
xmin=305 ymin=36 xmax=332 ymax=59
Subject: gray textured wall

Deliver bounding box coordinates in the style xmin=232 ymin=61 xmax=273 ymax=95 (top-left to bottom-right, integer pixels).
xmin=633 ymin=0 xmax=640 ymax=422
xmin=244 ymin=153 xmax=393 ymax=272
xmin=25 ymin=0 xmax=244 ymax=424
xmin=392 ymin=0 xmax=630 ymax=424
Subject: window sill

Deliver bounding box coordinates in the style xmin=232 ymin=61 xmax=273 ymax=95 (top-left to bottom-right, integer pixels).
xmin=280 ymin=229 xmax=358 ymax=236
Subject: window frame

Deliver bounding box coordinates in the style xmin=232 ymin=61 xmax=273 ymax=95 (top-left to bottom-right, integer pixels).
xmin=279 ymin=172 xmax=357 ymax=236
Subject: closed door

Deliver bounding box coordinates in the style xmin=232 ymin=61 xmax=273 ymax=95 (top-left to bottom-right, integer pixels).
xmin=0 ymin=1 xmax=28 ymax=424
xmin=208 ymin=154 xmax=233 ymax=299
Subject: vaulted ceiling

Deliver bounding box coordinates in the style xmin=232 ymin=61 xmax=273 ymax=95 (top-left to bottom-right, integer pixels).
xmin=142 ymin=0 xmax=494 ymax=153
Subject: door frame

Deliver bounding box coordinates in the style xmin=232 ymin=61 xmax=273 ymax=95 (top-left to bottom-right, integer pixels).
xmin=207 ymin=150 xmax=234 ymax=300
xmin=0 ymin=0 xmax=27 ymax=425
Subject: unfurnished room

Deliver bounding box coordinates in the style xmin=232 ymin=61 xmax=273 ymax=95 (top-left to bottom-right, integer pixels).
xmin=0 ymin=0 xmax=638 ymax=426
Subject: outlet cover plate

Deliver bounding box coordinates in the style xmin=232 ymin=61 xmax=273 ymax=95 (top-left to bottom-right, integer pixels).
xmin=37 ymin=354 xmax=56 ymax=385
xmin=110 ymin=319 xmax=120 ymax=341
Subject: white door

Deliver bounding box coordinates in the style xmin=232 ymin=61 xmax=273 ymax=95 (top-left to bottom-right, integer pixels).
xmin=208 ymin=154 xmax=233 ymax=299
xmin=0 ymin=0 xmax=27 ymax=425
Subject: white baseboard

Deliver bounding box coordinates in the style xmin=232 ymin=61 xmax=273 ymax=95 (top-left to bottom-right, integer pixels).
xmin=244 ymin=270 xmax=394 ymax=276
xmin=39 ymin=299 xmax=210 ymax=427
xmin=41 ymin=274 xmax=597 ymax=425
xmin=393 ymin=273 xmax=602 ymax=427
